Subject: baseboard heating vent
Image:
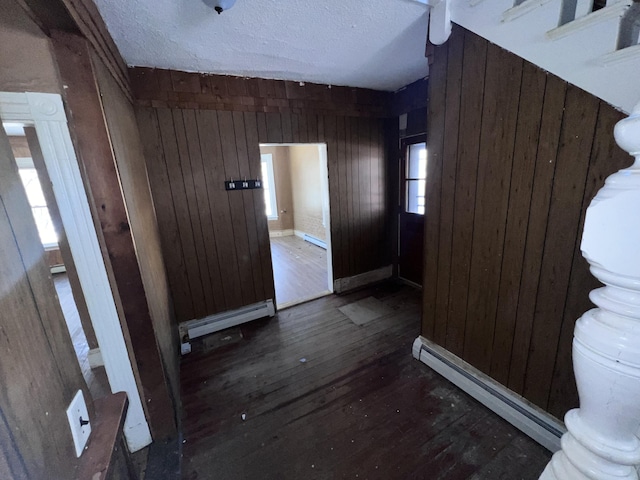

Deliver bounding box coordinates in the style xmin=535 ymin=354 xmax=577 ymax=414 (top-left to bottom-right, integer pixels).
xmin=303 ymin=234 xmax=327 ymax=250
xmin=180 ymin=300 xmax=275 ymax=354
xmin=412 ymin=336 xmax=565 ymax=453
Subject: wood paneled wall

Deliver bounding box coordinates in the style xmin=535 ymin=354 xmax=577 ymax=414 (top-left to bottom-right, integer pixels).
xmin=137 ymin=105 xmax=388 ymax=324
xmin=389 ymin=77 xmax=428 ymax=118
xmin=0 ymin=113 xmax=90 ymax=480
xmin=130 ymin=67 xmax=390 ymax=118
xmin=422 ymin=25 xmax=631 ymax=418
xmin=92 ymin=54 xmax=181 ymax=423
xmin=52 ymin=31 xmax=178 ymax=440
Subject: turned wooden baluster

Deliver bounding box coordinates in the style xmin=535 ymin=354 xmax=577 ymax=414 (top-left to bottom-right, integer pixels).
xmin=540 ymin=102 xmax=640 ymax=479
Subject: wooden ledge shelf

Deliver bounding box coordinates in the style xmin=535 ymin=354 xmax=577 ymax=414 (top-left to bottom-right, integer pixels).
xmin=77 ymin=392 xmax=137 ymax=480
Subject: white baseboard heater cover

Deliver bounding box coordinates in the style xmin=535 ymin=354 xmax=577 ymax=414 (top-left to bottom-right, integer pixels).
xmin=180 ymin=300 xmax=275 ymax=354
xmin=303 ymin=234 xmax=327 ymax=250
xmin=412 ymin=336 xmax=565 ymax=453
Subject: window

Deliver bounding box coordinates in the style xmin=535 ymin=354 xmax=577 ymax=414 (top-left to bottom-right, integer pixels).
xmin=16 ymin=160 xmax=58 ymax=248
xmin=404 ymin=142 xmax=427 ymax=215
xmin=260 ymin=153 xmax=278 ymax=220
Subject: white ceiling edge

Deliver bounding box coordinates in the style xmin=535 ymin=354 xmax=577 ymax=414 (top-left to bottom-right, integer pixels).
xmin=94 ymin=0 xmax=431 ymax=92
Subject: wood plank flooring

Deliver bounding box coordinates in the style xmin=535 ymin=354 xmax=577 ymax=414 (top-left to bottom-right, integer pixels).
xmin=270 ymin=235 xmax=329 ymax=307
xmin=53 ymin=273 xmax=110 ymax=399
xmin=180 ymin=283 xmax=551 ymax=480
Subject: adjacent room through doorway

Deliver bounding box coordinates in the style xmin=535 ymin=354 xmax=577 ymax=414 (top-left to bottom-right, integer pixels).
xmin=259 ymin=143 xmax=332 ymax=308
xmin=2 ymin=121 xmax=110 ymax=399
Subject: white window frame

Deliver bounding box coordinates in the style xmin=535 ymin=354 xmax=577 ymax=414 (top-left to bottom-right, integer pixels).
xmin=261 ymin=153 xmax=278 ymax=220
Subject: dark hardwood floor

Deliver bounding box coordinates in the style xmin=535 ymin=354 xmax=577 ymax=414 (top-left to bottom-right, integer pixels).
xmin=270 ymin=235 xmax=330 ymax=307
xmin=180 ymin=282 xmax=551 ymax=479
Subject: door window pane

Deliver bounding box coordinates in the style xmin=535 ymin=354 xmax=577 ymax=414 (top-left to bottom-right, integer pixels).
xmin=406 ymin=180 xmax=426 ymax=215
xmin=407 ymin=143 xmax=427 ymax=179
xmin=404 ymin=142 xmax=427 ymax=215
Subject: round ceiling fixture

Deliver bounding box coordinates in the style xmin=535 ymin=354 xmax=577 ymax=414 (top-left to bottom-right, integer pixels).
xmin=203 ymin=0 xmax=237 ymax=14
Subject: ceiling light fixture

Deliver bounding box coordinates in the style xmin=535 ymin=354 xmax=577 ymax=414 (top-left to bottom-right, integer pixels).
xmin=203 ymin=0 xmax=237 ymax=14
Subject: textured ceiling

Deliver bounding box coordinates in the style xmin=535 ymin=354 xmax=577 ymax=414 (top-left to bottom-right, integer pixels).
xmin=93 ymin=0 xmax=429 ymax=91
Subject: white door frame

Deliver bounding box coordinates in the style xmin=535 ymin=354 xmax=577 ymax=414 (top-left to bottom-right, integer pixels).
xmin=0 ymin=92 xmax=152 ymax=451
xmin=317 ymin=143 xmax=334 ymax=293
xmin=260 ymin=142 xmax=334 ymax=293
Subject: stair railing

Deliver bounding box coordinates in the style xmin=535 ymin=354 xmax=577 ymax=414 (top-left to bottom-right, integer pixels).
xmin=539 ymin=101 xmax=640 ymax=479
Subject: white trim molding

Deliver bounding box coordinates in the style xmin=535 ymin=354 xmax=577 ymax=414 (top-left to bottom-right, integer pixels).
xmin=412 ymin=336 xmax=565 ymax=453
xmin=429 ymin=0 xmax=452 ymax=45
xmin=0 ymin=92 xmax=152 ymax=451
xmin=333 ymin=265 xmax=393 ymax=293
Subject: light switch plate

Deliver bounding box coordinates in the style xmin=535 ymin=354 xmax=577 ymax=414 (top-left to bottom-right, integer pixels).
xmin=66 ymin=390 xmax=91 ymax=457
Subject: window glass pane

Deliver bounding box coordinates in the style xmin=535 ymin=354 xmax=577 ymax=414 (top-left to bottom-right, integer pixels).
xmin=19 ymin=168 xmax=47 ymax=206
xmin=18 ymin=167 xmax=58 ymax=245
xmin=406 ymin=179 xmax=426 ymax=215
xmin=407 ymin=142 xmax=427 ymax=179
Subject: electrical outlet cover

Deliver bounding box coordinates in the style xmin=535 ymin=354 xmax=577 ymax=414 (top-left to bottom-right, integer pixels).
xmin=66 ymin=390 xmax=91 ymax=457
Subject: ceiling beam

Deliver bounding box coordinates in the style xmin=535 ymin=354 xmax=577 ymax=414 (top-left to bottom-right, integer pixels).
xmin=17 ymin=0 xmax=132 ymax=101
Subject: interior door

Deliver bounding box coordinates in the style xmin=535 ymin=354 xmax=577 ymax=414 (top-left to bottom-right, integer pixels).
xmin=398 ymin=136 xmax=427 ymax=286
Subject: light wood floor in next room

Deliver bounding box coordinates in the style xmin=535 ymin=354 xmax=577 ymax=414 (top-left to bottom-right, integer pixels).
xmin=180 ymin=283 xmax=551 ymax=480
xmin=270 ymin=235 xmax=329 ymax=307
xmin=53 ymin=273 xmax=110 ymax=399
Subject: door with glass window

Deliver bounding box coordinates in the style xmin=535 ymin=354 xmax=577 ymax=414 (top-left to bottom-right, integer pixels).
xmin=398 ymin=136 xmax=427 ymax=286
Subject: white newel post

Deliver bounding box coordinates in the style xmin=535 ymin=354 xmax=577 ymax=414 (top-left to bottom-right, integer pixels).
xmin=540 ymin=102 xmax=640 ymax=479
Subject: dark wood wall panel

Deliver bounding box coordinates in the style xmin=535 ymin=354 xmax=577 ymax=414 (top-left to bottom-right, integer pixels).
xmin=52 ymin=32 xmax=178 ymax=440
xmin=433 ymin=28 xmax=463 ymax=346
xmin=129 ymin=68 xmax=389 ymax=118
xmin=522 ymin=87 xmax=600 ymax=408
xmin=422 ymin=24 xmax=631 ymax=417
xmin=421 ymin=31 xmax=447 ymax=341
xmin=92 ymin=54 xmax=181 ymax=425
xmin=489 ymin=63 xmax=547 ymax=386
xmin=507 ymin=74 xmax=567 ymax=395
xmin=138 ymin=107 xmax=388 ymax=324
xmin=462 ymin=44 xmax=523 ymax=372
xmin=445 ymin=29 xmax=487 ymax=357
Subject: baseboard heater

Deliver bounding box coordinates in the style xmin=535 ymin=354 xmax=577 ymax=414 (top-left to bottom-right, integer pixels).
xmin=303 ymin=234 xmax=327 ymax=250
xmin=412 ymin=336 xmax=566 ymax=453
xmin=180 ymin=300 xmax=275 ymax=354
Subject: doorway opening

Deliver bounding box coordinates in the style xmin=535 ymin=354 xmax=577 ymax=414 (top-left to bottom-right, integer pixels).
xmin=259 ymin=143 xmax=333 ymax=309
xmin=2 ymin=121 xmax=111 ymax=398
xmin=1 ymin=92 xmax=151 ymax=450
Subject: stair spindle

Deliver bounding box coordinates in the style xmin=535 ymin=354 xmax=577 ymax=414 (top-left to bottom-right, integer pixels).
xmin=540 ymin=101 xmax=640 ymax=479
